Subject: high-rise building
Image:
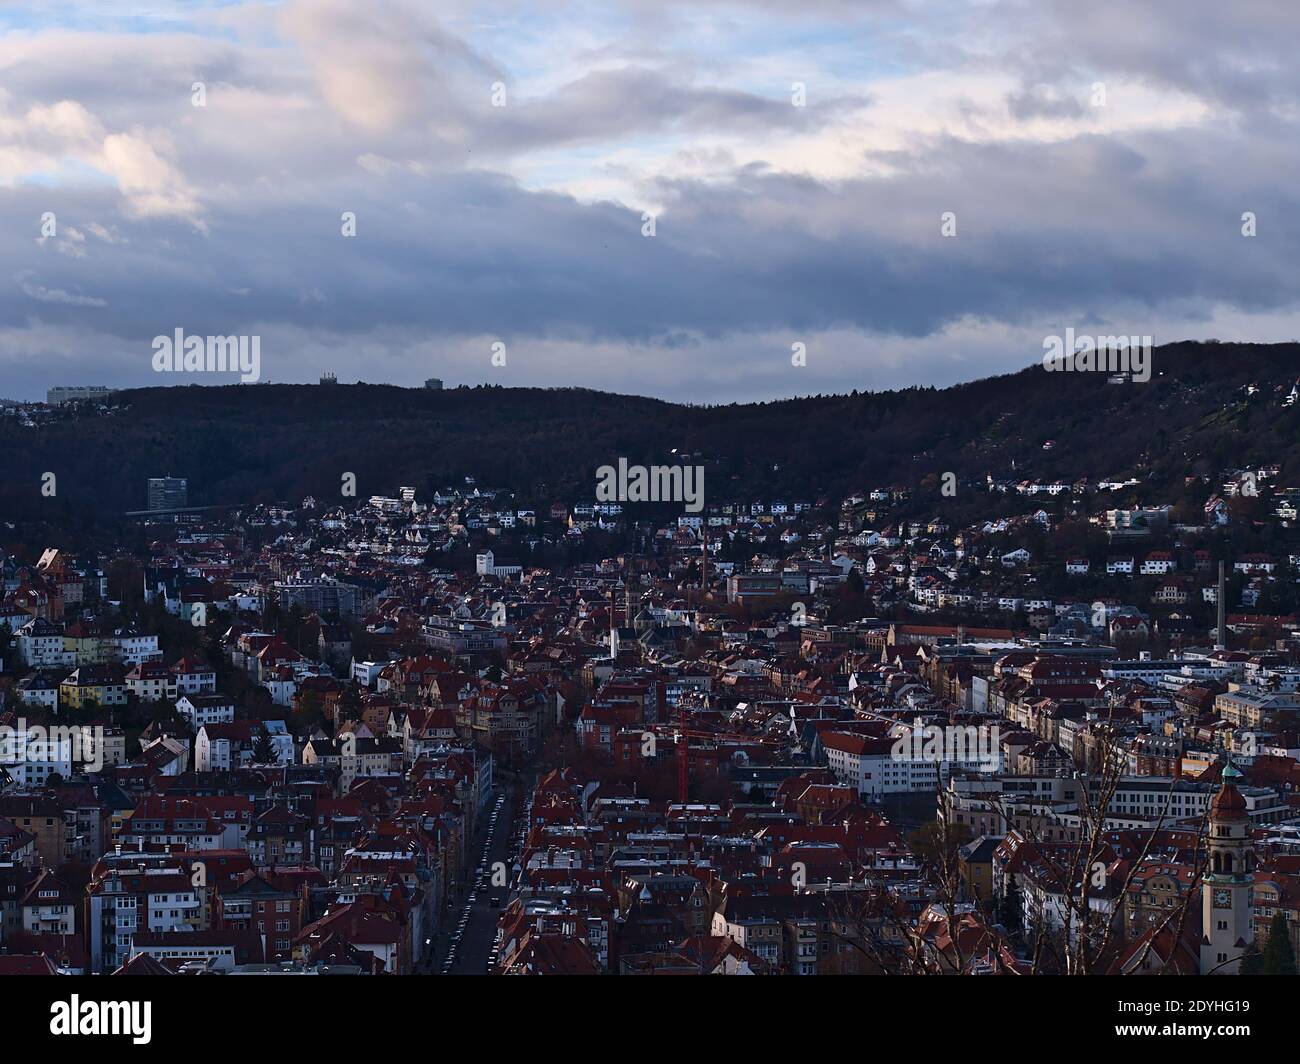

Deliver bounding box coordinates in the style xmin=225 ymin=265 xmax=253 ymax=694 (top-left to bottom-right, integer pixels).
xmin=424 ymin=378 xmax=443 ymax=390
xmin=147 ymin=477 xmax=188 ymax=511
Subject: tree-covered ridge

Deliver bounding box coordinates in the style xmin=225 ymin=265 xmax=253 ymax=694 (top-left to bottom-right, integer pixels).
xmin=4 ymin=341 xmax=1298 ymax=522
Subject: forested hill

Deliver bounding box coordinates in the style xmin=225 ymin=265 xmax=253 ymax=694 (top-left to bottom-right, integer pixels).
xmin=4 ymin=340 xmax=1299 ymax=522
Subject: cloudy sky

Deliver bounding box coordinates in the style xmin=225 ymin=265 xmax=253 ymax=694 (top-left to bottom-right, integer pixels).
xmin=1 ymin=0 xmax=1297 ymax=402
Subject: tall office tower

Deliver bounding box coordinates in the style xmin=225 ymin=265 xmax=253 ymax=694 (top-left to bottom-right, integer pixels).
xmin=147 ymin=477 xmax=188 ymax=511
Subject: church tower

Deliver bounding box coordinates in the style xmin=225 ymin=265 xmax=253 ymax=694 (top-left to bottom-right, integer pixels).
xmin=623 ymin=561 xmax=636 ymax=629
xmin=1200 ymin=762 xmax=1254 ymax=974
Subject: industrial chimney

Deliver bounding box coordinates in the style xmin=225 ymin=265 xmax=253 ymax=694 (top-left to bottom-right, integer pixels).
xmin=1215 ymin=560 xmax=1227 ymax=652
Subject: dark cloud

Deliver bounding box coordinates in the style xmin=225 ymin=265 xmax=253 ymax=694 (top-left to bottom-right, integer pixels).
xmin=0 ymin=0 xmax=1296 ymax=402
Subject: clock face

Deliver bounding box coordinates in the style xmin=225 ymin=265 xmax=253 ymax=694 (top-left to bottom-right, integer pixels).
xmin=1214 ymin=889 xmax=1231 ymax=908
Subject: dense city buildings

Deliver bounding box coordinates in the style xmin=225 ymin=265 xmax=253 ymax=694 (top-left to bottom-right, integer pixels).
xmin=2 ymin=438 xmax=1300 ymax=983
xmin=0 ymin=1 xmax=1291 ymax=1048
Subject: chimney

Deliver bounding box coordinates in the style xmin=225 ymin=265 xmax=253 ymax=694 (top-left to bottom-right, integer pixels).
xmin=1215 ymin=561 xmax=1227 ymax=651
xmin=700 ymin=526 xmax=707 ymax=601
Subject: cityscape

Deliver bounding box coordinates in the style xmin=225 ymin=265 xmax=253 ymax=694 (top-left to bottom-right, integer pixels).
xmin=0 ymin=0 xmax=1294 ymax=1041
xmin=2 ymin=359 xmax=1300 ymax=991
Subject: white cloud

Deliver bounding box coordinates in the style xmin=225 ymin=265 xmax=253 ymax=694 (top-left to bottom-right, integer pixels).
xmin=0 ymin=0 xmax=1293 ymax=400
xmin=17 ymin=271 xmax=107 ymax=306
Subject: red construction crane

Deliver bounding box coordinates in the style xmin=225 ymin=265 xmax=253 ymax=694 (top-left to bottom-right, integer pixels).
xmin=674 ymin=719 xmax=718 ymax=805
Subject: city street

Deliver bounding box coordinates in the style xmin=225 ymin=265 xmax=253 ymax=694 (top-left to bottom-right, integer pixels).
xmin=431 ymin=782 xmax=516 ymax=975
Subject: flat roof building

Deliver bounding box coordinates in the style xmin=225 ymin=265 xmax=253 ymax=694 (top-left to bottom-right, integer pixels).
xmin=47 ymin=385 xmax=115 ymax=405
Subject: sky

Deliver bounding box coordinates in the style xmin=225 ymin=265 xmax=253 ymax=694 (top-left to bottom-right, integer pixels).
xmin=0 ymin=0 xmax=1298 ymax=403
